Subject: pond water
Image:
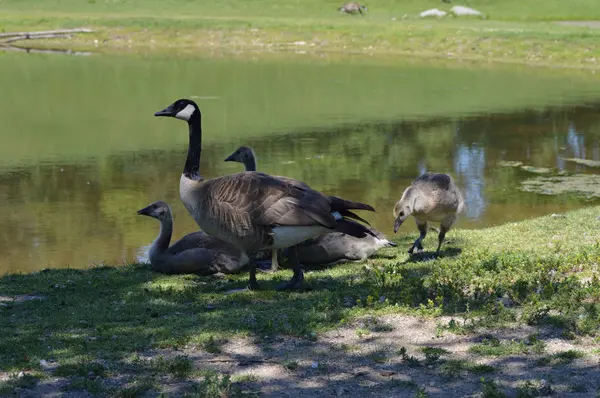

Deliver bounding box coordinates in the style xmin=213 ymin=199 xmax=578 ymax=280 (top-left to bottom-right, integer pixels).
xmin=2 ymin=51 xmax=600 ymax=275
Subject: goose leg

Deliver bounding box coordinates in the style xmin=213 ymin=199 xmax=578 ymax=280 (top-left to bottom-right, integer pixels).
xmin=276 ymin=245 xmax=304 ymax=291
xmin=256 ymin=249 xmax=279 ymax=273
xmin=408 ymin=219 xmax=427 ymax=254
xmin=271 ymin=249 xmax=279 ymax=272
xmin=247 ymin=259 xmax=260 ymax=291
xmin=435 ymin=216 xmax=455 ymax=256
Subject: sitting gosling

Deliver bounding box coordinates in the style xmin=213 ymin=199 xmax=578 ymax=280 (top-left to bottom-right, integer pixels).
xmin=339 ymin=2 xmax=367 ymax=15
xmin=290 ymin=222 xmax=396 ymax=267
xmin=393 ymin=172 xmax=465 ymax=255
xmin=137 ymin=201 xmax=249 ymax=275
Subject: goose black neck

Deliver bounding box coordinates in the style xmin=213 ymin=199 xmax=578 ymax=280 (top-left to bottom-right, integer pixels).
xmin=184 ymin=113 xmax=202 ymax=179
xmin=244 ymin=155 xmax=257 ymax=172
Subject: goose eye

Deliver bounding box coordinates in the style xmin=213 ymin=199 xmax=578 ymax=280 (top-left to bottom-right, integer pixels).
xmin=399 ymin=211 xmax=404 ymax=217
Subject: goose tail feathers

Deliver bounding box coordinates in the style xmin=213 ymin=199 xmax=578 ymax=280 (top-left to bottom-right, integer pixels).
xmin=328 ymin=195 xmax=375 ymax=213
xmin=334 ymin=218 xmax=377 ymax=239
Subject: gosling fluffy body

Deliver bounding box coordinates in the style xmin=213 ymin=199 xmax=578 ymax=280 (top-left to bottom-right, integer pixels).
xmin=393 ymin=172 xmax=465 ymax=255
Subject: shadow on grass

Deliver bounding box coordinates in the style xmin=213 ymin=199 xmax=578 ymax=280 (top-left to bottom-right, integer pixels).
xmin=1 ymin=237 xmax=600 ymax=396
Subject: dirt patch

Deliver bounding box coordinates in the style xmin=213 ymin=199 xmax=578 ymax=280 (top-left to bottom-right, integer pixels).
xmin=6 ymin=314 xmax=599 ymax=397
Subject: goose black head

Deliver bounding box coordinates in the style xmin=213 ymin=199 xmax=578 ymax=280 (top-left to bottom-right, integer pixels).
xmin=154 ymin=99 xmax=200 ymax=122
xmin=224 ymin=146 xmax=254 ymax=163
xmin=137 ymin=200 xmax=171 ymax=221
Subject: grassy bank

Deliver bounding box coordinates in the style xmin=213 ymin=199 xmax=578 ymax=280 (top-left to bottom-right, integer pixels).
xmin=1 ymin=206 xmax=599 ymax=396
xmin=1 ymin=0 xmax=600 ymax=69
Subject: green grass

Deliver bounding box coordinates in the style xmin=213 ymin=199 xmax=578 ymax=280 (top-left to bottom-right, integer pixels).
xmin=0 ymin=205 xmax=600 ymax=394
xmin=536 ymin=349 xmax=585 ymax=366
xmin=469 ymin=335 xmax=546 ymax=357
xmin=1 ymin=0 xmax=600 ymax=68
xmin=0 ymin=373 xmax=42 ymax=395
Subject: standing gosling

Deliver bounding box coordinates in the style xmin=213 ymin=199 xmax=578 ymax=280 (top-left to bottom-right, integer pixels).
xmin=393 ymin=172 xmax=465 ymax=255
xmin=339 ymin=2 xmax=367 ymax=15
xmin=137 ymin=201 xmax=249 ymax=275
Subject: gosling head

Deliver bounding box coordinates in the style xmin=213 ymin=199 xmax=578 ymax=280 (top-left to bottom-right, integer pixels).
xmin=392 ymin=189 xmax=414 ymax=233
xmin=154 ymin=99 xmax=200 ymax=122
xmin=224 ymin=146 xmax=255 ymax=164
xmin=137 ymin=201 xmax=172 ymax=221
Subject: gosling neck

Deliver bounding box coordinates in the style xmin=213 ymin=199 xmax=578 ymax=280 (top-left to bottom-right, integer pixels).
xmin=149 ymin=216 xmax=173 ymax=261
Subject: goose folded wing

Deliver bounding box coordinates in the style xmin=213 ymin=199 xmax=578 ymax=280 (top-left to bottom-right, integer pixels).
xmin=216 ymin=172 xmax=336 ymax=228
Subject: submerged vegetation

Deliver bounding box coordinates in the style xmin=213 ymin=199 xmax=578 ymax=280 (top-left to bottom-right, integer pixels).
xmin=1 ymin=206 xmax=599 ymax=394
xmin=1 ymin=0 xmax=600 ymax=68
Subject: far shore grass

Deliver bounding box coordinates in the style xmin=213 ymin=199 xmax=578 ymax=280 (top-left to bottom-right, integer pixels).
xmin=1 ymin=205 xmax=599 ymax=395
xmin=1 ymin=0 xmax=600 ymax=69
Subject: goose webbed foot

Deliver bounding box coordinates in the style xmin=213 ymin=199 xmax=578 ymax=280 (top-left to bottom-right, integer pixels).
xmin=256 ymin=260 xmax=277 ymax=273
xmin=247 ymin=279 xmax=260 ymax=291
xmin=275 ymin=270 xmax=305 ymax=291
xmin=276 ymin=245 xmax=306 ymax=291
xmin=408 ymin=244 xmax=424 ymax=255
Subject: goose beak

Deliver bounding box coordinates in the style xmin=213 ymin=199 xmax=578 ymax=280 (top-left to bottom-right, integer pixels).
xmin=224 ymin=153 xmax=236 ymax=162
xmin=154 ymin=104 xmax=175 ymax=117
xmin=137 ymin=205 xmax=153 ymax=216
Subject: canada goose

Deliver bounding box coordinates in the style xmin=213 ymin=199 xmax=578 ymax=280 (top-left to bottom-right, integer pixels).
xmin=154 ymin=99 xmax=376 ymax=291
xmin=393 ymin=172 xmax=465 ymax=255
xmin=225 ymin=145 xmax=395 ymax=267
xmin=137 ymin=201 xmax=249 ymax=275
xmin=339 ymin=2 xmax=367 ymax=15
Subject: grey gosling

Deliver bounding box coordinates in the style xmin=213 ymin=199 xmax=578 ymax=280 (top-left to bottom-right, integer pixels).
xmin=339 ymin=2 xmax=367 ymax=15
xmin=393 ymin=172 xmax=465 ymax=256
xmin=154 ymin=99 xmax=376 ymax=291
xmin=137 ymin=201 xmax=249 ymax=275
xmin=225 ymin=145 xmax=395 ymax=268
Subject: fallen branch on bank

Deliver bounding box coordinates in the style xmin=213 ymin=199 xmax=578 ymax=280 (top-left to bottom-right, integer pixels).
xmin=0 ymin=28 xmax=93 ymax=44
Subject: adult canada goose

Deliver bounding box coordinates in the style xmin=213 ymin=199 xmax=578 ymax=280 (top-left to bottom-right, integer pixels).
xmin=154 ymin=99 xmax=376 ymax=291
xmin=339 ymin=2 xmax=367 ymax=15
xmin=393 ymin=172 xmax=465 ymax=256
xmin=137 ymin=201 xmax=249 ymax=275
xmin=225 ymin=145 xmax=395 ymax=267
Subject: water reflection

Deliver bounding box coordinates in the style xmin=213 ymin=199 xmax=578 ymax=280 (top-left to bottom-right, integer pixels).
xmin=454 ymin=144 xmax=486 ymax=219
xmin=2 ymin=103 xmax=600 ymax=274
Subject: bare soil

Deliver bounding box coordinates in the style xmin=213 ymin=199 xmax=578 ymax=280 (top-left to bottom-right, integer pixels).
xmin=7 ymin=314 xmax=599 ymax=397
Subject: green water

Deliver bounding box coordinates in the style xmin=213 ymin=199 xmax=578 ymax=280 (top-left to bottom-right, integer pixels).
xmin=1 ymin=51 xmax=600 ymax=274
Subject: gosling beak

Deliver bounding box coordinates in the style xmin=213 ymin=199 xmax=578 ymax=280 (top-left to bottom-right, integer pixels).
xmin=137 ymin=205 xmax=153 ymax=216
xmin=393 ymin=218 xmax=403 ymax=233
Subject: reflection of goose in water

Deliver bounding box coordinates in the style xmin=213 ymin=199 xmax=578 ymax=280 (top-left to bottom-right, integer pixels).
xmin=224 ymin=145 xmax=395 ymax=267
xmin=137 ymin=200 xmax=249 ymax=275
xmin=154 ymin=99 xmax=376 ymax=291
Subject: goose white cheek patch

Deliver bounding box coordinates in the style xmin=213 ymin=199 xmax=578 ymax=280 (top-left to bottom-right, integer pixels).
xmin=175 ymin=104 xmax=195 ymax=121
